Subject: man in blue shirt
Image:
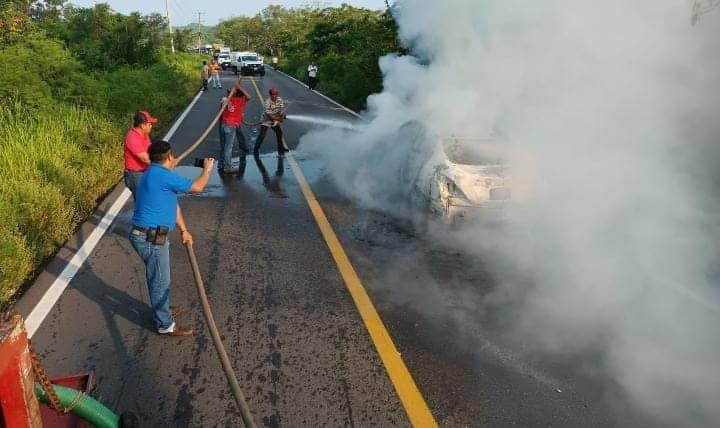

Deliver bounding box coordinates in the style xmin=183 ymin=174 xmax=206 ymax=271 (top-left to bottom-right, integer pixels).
xmin=130 ymin=140 xmax=214 ymax=337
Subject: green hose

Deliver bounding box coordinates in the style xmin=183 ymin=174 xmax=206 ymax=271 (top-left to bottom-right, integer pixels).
xmin=35 ymin=382 xmax=120 ymax=428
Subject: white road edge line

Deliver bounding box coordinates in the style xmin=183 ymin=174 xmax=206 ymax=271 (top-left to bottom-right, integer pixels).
xmin=25 ymin=89 xmax=204 ymax=338
xmin=273 ymin=69 xmax=363 ymax=119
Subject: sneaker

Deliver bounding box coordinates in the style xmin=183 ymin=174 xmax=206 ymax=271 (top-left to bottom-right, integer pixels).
xmin=158 ymin=322 xmax=193 ymax=337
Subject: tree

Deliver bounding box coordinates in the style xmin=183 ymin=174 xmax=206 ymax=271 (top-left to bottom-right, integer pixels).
xmin=174 ymin=27 xmax=194 ymax=51
xmin=1 ymin=0 xmax=31 ymax=43
xmin=46 ymin=4 xmax=169 ymax=70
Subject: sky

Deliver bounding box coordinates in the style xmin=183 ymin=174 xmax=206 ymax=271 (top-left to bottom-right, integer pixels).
xmin=67 ymin=1 xmax=389 ymax=26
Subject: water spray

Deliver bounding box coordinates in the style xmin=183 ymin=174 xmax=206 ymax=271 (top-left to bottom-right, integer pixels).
xmin=285 ymin=114 xmax=361 ymax=131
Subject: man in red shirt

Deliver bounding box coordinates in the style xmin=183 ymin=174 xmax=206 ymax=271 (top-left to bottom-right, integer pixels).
xmin=124 ymin=111 xmax=157 ymax=196
xmin=220 ymin=82 xmax=252 ymax=177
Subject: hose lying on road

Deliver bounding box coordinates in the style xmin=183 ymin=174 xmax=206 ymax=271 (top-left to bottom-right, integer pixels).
xmin=185 ymin=244 xmax=256 ymax=428
xmin=176 ymin=82 xmax=258 ymax=428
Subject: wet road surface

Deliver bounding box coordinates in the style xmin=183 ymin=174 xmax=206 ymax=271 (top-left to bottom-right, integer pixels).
xmin=25 ymin=69 xmax=661 ymax=426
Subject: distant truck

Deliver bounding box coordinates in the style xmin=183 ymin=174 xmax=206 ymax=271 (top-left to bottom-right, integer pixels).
xmin=218 ymin=51 xmax=232 ymax=70
xmin=231 ymin=52 xmax=265 ymax=76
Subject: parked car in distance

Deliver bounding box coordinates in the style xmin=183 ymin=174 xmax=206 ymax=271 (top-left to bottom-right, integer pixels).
xmin=218 ymin=53 xmax=232 ymax=70
xmin=231 ymin=52 xmax=265 ymax=76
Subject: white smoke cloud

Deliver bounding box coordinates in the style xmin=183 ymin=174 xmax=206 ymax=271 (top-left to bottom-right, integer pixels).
xmin=299 ymin=1 xmax=720 ymax=425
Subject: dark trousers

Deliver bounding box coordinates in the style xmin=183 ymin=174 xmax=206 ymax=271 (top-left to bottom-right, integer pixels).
xmin=308 ymin=76 xmax=317 ymax=90
xmin=254 ymin=124 xmax=285 ymax=155
xmin=123 ymin=170 xmax=144 ymax=200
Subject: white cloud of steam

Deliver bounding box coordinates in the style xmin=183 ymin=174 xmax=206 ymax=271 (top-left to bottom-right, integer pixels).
xmin=299 ymin=0 xmax=720 ymax=425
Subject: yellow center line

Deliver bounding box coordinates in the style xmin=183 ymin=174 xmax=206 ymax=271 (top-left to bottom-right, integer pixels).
xmin=248 ymin=79 xmax=437 ymax=427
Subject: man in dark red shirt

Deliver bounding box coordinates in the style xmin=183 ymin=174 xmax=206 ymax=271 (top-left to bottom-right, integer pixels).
xmin=220 ymin=82 xmax=252 ymax=177
xmin=124 ymin=111 xmax=157 ymax=196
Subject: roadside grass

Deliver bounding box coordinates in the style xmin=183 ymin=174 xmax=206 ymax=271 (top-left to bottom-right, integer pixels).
xmin=0 ymin=102 xmax=121 ymax=304
xmin=0 ymin=52 xmax=203 ymax=308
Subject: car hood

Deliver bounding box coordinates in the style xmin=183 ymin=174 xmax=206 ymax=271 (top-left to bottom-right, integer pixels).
xmin=441 ymin=163 xmax=510 ymax=204
xmin=243 ymin=61 xmax=263 ymax=65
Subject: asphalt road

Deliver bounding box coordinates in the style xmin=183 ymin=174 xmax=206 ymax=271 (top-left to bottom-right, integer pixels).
xmin=23 ymin=68 xmax=661 ymax=427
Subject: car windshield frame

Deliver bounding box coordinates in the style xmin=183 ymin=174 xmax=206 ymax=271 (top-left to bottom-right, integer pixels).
xmin=241 ymin=56 xmax=259 ymax=61
xmin=442 ymin=137 xmax=507 ymax=166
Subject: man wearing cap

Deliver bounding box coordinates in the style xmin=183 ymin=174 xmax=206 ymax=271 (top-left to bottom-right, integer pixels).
xmin=130 ymin=140 xmax=214 ymax=337
xmin=219 ymin=82 xmax=252 ymax=177
xmin=254 ymin=87 xmax=287 ymax=156
xmin=123 ymin=110 xmax=157 ymax=197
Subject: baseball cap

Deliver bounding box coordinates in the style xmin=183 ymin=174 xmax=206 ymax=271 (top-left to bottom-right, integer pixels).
xmin=138 ymin=111 xmax=158 ymax=124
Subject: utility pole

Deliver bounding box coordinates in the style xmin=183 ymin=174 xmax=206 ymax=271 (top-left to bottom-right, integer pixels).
xmin=165 ymin=0 xmax=175 ymax=53
xmin=197 ymin=11 xmax=204 ymax=52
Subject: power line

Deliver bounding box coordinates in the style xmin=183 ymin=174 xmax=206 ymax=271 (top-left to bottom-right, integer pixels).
xmin=171 ymin=0 xmax=191 ymax=26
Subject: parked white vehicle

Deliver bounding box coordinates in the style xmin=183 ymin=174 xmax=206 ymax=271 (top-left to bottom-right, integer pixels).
xmin=218 ymin=53 xmax=232 ymax=70
xmin=231 ymin=52 xmax=265 ymax=76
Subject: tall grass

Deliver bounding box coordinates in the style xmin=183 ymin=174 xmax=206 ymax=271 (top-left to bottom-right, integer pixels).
xmin=0 ymin=102 xmax=120 ymax=303
xmin=0 ymin=52 xmax=203 ymax=307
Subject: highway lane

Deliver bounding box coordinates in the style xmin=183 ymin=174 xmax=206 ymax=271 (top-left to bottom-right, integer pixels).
xmin=23 ymin=68 xmax=661 ymax=427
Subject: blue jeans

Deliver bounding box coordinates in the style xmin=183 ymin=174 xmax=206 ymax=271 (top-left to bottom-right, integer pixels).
xmin=209 ymin=74 xmax=221 ymax=88
xmin=123 ymin=170 xmax=144 ymax=198
xmin=221 ymin=123 xmax=249 ymax=174
xmin=129 ymin=232 xmax=174 ymax=330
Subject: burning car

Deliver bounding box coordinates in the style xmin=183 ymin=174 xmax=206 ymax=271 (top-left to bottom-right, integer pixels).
xmin=392 ymin=121 xmax=511 ymax=223
xmin=419 ymin=137 xmax=511 ymax=222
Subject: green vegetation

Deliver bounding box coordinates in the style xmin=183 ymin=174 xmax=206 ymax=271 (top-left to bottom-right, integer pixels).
xmin=0 ymin=1 xmax=202 ymax=306
xmin=216 ymin=5 xmax=402 ymax=111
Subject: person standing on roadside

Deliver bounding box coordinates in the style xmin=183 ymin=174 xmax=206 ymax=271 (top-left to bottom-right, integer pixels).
xmin=123 ymin=111 xmax=157 ymax=197
xmin=201 ymin=60 xmax=209 ymax=91
xmin=209 ymin=59 xmax=222 ymax=89
xmin=219 ymin=82 xmax=252 ymax=177
xmin=307 ymin=61 xmax=318 ymax=90
xmin=130 ymin=140 xmax=214 ymax=337
xmin=254 ymin=87 xmax=287 ymax=156
xmin=272 ymin=56 xmax=278 ymax=70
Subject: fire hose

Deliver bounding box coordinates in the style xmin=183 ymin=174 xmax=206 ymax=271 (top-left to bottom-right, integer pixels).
xmin=175 ymin=82 xmax=258 ymax=428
